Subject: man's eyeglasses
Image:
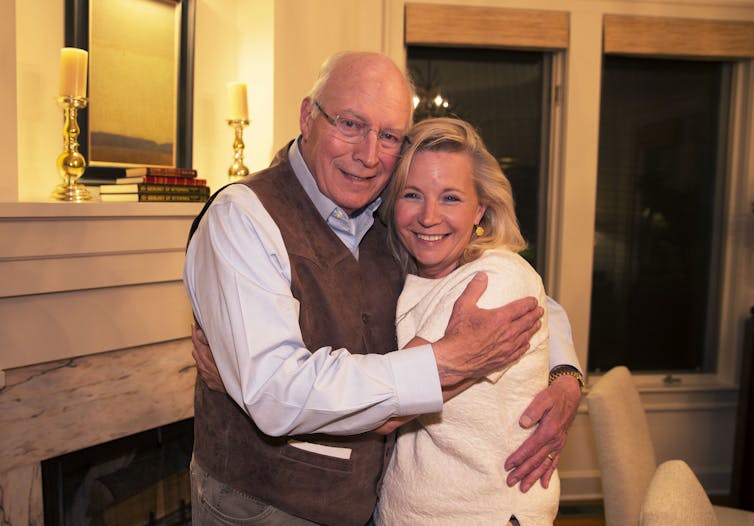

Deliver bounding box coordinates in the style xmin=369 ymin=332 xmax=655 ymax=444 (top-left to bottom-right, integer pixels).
xmin=314 ymin=101 xmax=406 ymax=156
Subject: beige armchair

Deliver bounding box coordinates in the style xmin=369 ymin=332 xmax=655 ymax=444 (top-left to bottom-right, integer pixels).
xmin=640 ymin=459 xmax=718 ymax=525
xmin=586 ymin=365 xmax=754 ymax=526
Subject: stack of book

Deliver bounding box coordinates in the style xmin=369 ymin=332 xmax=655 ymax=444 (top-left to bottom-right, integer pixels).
xmin=97 ymin=167 xmax=210 ymax=202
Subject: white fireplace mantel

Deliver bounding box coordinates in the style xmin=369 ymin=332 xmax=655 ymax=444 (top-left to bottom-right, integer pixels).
xmin=0 ymin=201 xmax=203 ymax=374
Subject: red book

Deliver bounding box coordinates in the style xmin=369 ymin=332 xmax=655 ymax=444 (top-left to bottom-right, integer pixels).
xmin=124 ymin=166 xmax=198 ymax=178
xmin=115 ymin=175 xmax=207 ymax=186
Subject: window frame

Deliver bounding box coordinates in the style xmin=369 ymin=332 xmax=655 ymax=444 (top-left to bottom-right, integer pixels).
xmin=595 ymin=14 xmax=754 ymax=383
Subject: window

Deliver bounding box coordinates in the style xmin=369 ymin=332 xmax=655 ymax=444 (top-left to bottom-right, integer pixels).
xmin=407 ymin=46 xmax=553 ymax=271
xmin=587 ymin=13 xmax=754 ymax=374
xmin=589 ymin=56 xmax=731 ymax=373
xmin=403 ymin=4 xmax=569 ymax=275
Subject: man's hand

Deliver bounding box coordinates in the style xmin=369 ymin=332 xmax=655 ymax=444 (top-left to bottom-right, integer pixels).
xmin=191 ymin=324 xmax=227 ymax=393
xmin=504 ymin=374 xmax=581 ymax=491
xmin=433 ymin=272 xmax=543 ymax=386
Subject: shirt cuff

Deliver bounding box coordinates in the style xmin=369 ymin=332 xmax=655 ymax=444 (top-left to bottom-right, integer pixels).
xmin=546 ymin=296 xmax=583 ymax=374
xmin=385 ymin=344 xmax=443 ymax=416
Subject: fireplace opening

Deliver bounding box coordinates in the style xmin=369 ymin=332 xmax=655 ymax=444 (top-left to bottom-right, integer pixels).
xmin=42 ymin=418 xmax=194 ymax=526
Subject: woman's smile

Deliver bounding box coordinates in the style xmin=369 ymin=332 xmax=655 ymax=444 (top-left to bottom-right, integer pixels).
xmin=395 ymin=150 xmax=486 ymax=279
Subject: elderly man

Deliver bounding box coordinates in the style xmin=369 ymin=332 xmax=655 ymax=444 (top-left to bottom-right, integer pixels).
xmin=184 ymin=51 xmax=583 ymax=525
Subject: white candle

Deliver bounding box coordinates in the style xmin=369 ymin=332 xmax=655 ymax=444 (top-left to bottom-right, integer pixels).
xmin=59 ymin=47 xmax=88 ymax=98
xmin=227 ymin=82 xmax=249 ymax=121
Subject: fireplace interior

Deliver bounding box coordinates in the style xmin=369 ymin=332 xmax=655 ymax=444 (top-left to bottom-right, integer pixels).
xmin=41 ymin=418 xmax=194 ymax=526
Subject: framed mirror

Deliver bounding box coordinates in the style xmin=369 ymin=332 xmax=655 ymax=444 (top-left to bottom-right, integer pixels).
xmin=65 ymin=0 xmax=195 ymax=168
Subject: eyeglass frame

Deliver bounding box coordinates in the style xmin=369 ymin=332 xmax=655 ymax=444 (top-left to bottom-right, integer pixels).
xmin=313 ymin=101 xmax=410 ymax=154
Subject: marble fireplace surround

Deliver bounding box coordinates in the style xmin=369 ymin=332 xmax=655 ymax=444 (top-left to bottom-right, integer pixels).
xmin=0 ymin=203 xmax=201 ymax=525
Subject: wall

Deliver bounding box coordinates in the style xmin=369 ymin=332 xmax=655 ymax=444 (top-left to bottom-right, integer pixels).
xmin=273 ymin=0 xmax=386 ymax=150
xmin=192 ymin=0 xmax=276 ymax=191
xmin=2 ymin=0 xmax=753 ymax=508
xmin=0 ymin=1 xmax=17 ymax=200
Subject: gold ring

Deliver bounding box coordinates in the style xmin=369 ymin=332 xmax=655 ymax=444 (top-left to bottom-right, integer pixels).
xmin=547 ymin=454 xmax=554 ymax=461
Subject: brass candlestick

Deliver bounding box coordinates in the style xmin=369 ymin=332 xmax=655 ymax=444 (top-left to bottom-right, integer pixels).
xmin=51 ymin=96 xmax=93 ymax=202
xmin=227 ymin=118 xmax=250 ymax=181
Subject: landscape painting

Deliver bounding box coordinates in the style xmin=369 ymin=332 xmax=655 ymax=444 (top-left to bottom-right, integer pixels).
xmin=88 ymin=0 xmax=179 ymax=166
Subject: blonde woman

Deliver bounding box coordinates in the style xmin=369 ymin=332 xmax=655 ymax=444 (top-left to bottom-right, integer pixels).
xmin=375 ymin=117 xmax=559 ymax=525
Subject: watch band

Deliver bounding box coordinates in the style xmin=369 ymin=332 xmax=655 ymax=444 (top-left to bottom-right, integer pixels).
xmin=549 ymin=364 xmax=585 ymax=390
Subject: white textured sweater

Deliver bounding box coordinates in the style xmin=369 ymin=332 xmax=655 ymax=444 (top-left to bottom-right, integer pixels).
xmin=376 ymin=249 xmax=560 ymax=525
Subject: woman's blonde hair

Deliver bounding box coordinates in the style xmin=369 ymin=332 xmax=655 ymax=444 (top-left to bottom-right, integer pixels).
xmin=380 ymin=117 xmax=526 ymax=275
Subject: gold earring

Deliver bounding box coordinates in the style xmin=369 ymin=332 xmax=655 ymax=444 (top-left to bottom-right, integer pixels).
xmin=475 ymin=224 xmax=485 ymax=237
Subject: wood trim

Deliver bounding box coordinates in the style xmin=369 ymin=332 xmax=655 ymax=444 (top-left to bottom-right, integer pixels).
xmin=604 ymin=15 xmax=754 ymax=59
xmin=405 ymin=3 xmax=569 ymax=51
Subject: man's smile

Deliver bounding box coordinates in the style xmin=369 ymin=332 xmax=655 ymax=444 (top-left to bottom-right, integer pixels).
xmin=340 ymin=168 xmax=376 ymax=182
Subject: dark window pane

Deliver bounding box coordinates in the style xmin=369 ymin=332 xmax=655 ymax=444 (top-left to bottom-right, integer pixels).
xmin=407 ymin=47 xmax=550 ymax=272
xmin=589 ymin=56 xmax=729 ymax=373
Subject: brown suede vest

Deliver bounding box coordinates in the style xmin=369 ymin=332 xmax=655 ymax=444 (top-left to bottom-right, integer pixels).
xmin=188 ymin=145 xmax=402 ymax=525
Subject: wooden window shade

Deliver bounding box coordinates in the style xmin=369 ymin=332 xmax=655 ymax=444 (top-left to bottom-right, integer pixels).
xmin=405 ymin=3 xmax=569 ymax=51
xmin=604 ymin=15 xmax=754 ymax=59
